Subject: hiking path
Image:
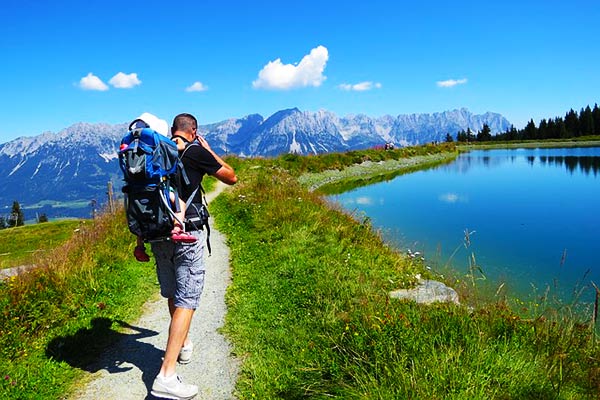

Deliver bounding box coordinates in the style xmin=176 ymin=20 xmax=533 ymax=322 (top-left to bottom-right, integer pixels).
xmin=71 ymin=181 xmax=239 ymax=399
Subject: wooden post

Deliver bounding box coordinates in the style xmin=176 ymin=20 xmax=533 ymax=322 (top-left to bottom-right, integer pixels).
xmin=107 ymin=181 xmax=114 ymax=213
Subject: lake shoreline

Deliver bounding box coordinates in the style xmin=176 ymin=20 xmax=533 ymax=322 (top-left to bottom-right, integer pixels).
xmin=299 ymin=139 xmax=600 ymax=193
xmin=299 ymin=151 xmax=459 ymax=192
xmin=457 ymin=138 xmax=600 ymax=150
xmin=324 ymin=142 xmax=600 ymax=310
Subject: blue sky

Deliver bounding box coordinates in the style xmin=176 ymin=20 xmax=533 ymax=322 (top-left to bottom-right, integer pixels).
xmin=1 ymin=0 xmax=599 ymax=143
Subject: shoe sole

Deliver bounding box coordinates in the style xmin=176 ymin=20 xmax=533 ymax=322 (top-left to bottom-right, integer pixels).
xmin=171 ymin=236 xmax=197 ymax=243
xmin=178 ymin=357 xmax=192 ymax=365
xmin=178 ymin=347 xmax=193 ymax=364
xmin=150 ymin=389 xmax=197 ymax=400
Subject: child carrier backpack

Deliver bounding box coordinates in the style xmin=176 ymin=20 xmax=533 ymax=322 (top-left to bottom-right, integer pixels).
xmin=118 ymin=119 xmax=183 ymax=241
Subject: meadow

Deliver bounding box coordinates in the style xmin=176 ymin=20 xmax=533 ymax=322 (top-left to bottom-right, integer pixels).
xmin=0 ymin=213 xmax=157 ymax=398
xmin=0 ymin=219 xmax=83 ymax=270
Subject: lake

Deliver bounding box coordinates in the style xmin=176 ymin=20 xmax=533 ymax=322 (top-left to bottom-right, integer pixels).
xmin=329 ymin=146 xmax=600 ymax=304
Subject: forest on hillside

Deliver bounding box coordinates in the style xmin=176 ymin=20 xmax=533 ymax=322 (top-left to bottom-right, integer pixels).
xmin=453 ymin=104 xmax=600 ymax=142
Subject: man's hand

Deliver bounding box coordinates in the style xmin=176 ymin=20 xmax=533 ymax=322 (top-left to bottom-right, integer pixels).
xmin=196 ymin=135 xmax=212 ymax=151
xmin=173 ymin=136 xmax=186 ymax=151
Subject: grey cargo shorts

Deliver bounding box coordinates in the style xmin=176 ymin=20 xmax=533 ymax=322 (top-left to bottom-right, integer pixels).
xmin=150 ymin=229 xmax=206 ymax=310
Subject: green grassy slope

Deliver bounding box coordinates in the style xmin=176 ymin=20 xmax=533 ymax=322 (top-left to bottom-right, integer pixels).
xmin=0 ymin=211 xmax=157 ymax=399
xmin=0 ymin=220 xmax=84 ymax=270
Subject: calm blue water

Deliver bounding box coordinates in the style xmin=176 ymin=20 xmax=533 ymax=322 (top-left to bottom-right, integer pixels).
xmin=330 ymin=147 xmax=600 ymax=302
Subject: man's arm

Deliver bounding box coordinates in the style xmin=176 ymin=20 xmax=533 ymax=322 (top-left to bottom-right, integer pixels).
xmin=197 ymin=136 xmax=237 ymax=185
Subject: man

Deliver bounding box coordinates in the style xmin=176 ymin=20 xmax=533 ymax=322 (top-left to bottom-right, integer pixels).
xmin=150 ymin=113 xmax=237 ymax=400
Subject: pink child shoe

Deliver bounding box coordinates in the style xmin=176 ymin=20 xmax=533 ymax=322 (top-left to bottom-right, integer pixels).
xmin=171 ymin=230 xmax=197 ymax=243
xmin=134 ymin=245 xmax=150 ymax=262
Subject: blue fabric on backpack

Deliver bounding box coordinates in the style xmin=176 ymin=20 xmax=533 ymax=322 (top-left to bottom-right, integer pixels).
xmin=119 ymin=127 xmax=179 ymax=183
xmin=118 ymin=126 xmax=182 ymax=240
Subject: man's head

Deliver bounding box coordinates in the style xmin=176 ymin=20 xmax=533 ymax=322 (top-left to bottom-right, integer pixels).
xmin=171 ymin=113 xmax=198 ymax=141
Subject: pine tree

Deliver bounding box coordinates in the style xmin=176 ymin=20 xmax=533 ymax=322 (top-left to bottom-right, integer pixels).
xmin=592 ymin=104 xmax=600 ymax=135
xmin=538 ymin=119 xmax=548 ymax=140
xmin=466 ymin=127 xmax=476 ymax=142
xmin=8 ymin=201 xmax=24 ymax=227
xmin=504 ymin=125 xmax=518 ymax=141
xmin=579 ymin=105 xmax=594 ymax=135
xmin=477 ymin=124 xmax=492 ymax=141
xmin=523 ymin=119 xmax=537 ymax=140
xmin=565 ymin=109 xmax=579 ymax=137
xmin=546 ymin=118 xmax=556 ymax=139
xmin=555 ymin=117 xmax=568 ymax=139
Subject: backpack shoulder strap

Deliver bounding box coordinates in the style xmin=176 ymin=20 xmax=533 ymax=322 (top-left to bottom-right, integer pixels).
xmin=179 ymin=141 xmax=207 ymax=208
xmin=180 ymin=140 xmax=212 ymax=255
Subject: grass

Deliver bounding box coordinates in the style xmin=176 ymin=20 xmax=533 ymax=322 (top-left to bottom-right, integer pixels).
xmin=0 ymin=219 xmax=83 ymax=270
xmin=0 ymin=210 xmax=157 ymax=399
xmin=299 ymin=151 xmax=458 ymax=194
xmin=456 ymin=135 xmax=600 ymax=150
xmin=211 ymin=146 xmax=600 ymax=399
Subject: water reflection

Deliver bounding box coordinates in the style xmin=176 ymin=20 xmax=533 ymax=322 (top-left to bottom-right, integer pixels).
xmin=539 ymin=156 xmax=600 ymax=175
xmin=451 ymin=150 xmax=600 ymax=177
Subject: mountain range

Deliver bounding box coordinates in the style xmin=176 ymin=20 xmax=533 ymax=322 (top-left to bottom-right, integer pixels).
xmin=0 ymin=108 xmax=511 ymax=220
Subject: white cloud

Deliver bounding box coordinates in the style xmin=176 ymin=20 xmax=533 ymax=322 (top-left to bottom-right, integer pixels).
xmin=252 ymin=45 xmax=329 ymax=90
xmin=185 ymin=81 xmax=208 ymax=92
xmin=79 ymin=73 xmax=109 ymax=91
xmin=109 ymin=72 xmax=141 ymax=89
xmin=436 ymin=78 xmax=468 ymax=88
xmin=339 ymin=81 xmax=382 ymax=91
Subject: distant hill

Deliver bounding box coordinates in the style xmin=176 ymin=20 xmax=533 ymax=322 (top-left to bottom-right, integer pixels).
xmin=0 ymin=108 xmax=511 ymax=220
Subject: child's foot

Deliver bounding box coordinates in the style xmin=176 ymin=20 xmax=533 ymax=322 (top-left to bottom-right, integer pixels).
xmin=171 ymin=225 xmax=197 ymax=243
xmin=134 ymin=245 xmax=150 ymax=262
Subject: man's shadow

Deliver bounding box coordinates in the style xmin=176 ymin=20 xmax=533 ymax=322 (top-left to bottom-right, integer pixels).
xmin=46 ymin=317 xmax=163 ymax=393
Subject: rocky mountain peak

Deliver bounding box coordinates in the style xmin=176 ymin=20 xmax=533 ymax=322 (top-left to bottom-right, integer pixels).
xmin=0 ymin=107 xmax=511 ymax=219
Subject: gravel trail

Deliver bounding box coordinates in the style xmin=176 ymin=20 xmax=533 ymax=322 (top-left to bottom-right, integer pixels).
xmin=71 ymin=181 xmax=239 ymax=399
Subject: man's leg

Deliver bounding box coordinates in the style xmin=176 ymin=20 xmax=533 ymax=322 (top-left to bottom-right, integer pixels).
xmin=151 ymin=241 xmax=199 ymax=399
xmin=169 ymin=298 xmax=192 ymax=347
xmin=160 ymin=302 xmax=195 ymax=377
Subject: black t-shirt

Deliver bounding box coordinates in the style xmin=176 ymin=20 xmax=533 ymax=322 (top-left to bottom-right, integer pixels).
xmin=179 ymin=143 xmax=222 ymax=205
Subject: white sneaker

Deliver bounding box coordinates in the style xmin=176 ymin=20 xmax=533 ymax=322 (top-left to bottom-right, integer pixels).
xmin=151 ymin=374 xmax=198 ymax=400
xmin=178 ymin=341 xmax=194 ymax=364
